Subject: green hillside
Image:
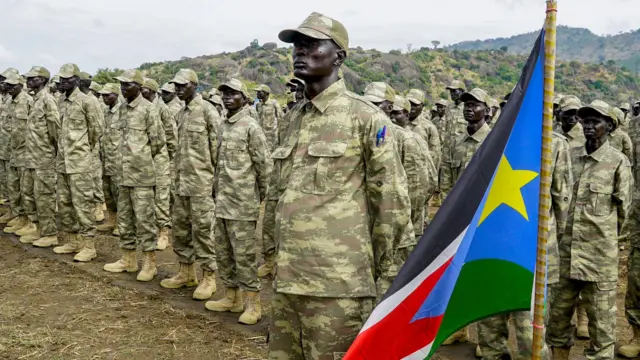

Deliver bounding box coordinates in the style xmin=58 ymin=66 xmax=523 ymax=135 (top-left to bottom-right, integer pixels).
xmin=94 ymin=39 xmax=640 ymax=106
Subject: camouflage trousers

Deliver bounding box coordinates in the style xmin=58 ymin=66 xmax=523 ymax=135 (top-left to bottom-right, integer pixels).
xmin=215 ymin=219 xmax=259 ymax=292
xmin=477 ymin=311 xmax=549 ymax=360
xmin=102 ymin=175 xmax=119 ymax=213
xmin=7 ymin=166 xmax=23 ymax=215
xmin=0 ymin=159 xmax=8 ymax=200
xmin=33 ymin=169 xmax=57 ymax=237
xmin=117 ymin=186 xmax=157 ymax=252
xmin=268 ymin=293 xmax=374 ymax=360
xmin=172 ymin=195 xmax=217 ymax=272
xmin=625 ymin=247 xmax=640 ymax=328
xmin=546 ymin=277 xmax=617 ymax=359
xmin=155 ymin=185 xmax=170 ymax=229
xmin=438 ymin=166 xmax=451 ymax=200
xmin=262 ymin=200 xmax=277 ymax=258
xmin=21 ymin=168 xmax=37 ymax=222
xmin=57 ymin=172 xmax=96 ymax=237
xmin=93 ymin=152 xmax=104 ymax=205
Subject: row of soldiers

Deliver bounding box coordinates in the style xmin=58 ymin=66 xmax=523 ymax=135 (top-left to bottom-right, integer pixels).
xmin=2 ymin=11 xmax=640 ymax=360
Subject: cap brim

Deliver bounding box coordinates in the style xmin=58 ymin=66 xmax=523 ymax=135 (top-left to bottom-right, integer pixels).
xmin=392 ymin=104 xmax=404 ymax=111
xmin=578 ymin=106 xmax=611 ymax=120
xmin=57 ymin=72 xmax=75 ymax=79
xmin=406 ymin=97 xmax=422 ymax=105
xmin=3 ymin=79 xmax=20 ymax=85
xmin=98 ymin=90 xmax=113 ymax=95
xmin=170 ymin=78 xmax=189 ymax=85
xmin=460 ymin=93 xmax=484 ymax=104
xmin=160 ymin=88 xmax=175 ymax=93
xmin=115 ymin=76 xmax=133 ymax=83
xmin=278 ymin=27 xmax=332 ymax=43
xmin=446 ymin=86 xmax=462 ymax=90
xmin=24 ymin=71 xmax=42 ymax=78
xmin=561 ymin=105 xmax=580 ymax=112
xmin=363 ymin=94 xmax=385 ymax=103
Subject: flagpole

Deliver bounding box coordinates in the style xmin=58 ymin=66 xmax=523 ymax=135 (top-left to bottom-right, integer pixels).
xmin=532 ymin=1 xmax=557 ymax=359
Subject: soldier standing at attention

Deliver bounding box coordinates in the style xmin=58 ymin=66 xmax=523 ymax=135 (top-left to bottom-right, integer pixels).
xmin=432 ymin=99 xmax=449 ymax=143
xmin=103 ymin=70 xmax=167 ymax=282
xmin=546 ymin=100 xmax=632 ymax=360
xmin=0 ymin=68 xmax=20 ymax=223
xmin=2 ymin=73 xmax=34 ymax=235
xmin=270 ymin=12 xmax=413 ymax=358
xmin=557 ymin=95 xmax=587 ymax=151
xmin=78 ymin=72 xmax=106 ymax=223
xmin=21 ymin=66 xmax=59 ymax=247
xmin=205 ymin=79 xmax=272 ymax=325
xmin=440 ymin=80 xmax=467 ymax=201
xmin=160 ymin=82 xmax=183 ymax=118
xmin=141 ymin=77 xmax=176 ymax=251
xmin=160 ymin=69 xmax=220 ymax=301
xmin=255 ymin=84 xmax=282 ymax=152
xmin=96 ymin=84 xmax=122 ymax=236
xmin=609 ymin=107 xmax=634 ymax=163
xmin=51 ymin=64 xmax=101 ymax=262
xmin=406 ymin=88 xmax=441 ymax=168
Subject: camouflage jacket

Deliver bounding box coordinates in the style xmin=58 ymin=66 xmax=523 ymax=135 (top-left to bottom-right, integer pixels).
xmin=102 ymin=101 xmax=122 ymax=177
xmin=431 ymin=115 xmax=446 ymax=143
xmin=393 ymin=123 xmax=436 ymax=240
xmin=489 ymin=108 xmax=502 ymax=128
xmin=443 ymin=101 xmax=467 ymax=152
xmin=86 ymin=93 xmax=105 ymax=171
xmin=256 ymin=98 xmax=281 ymax=151
xmin=265 ymin=102 xmax=298 ymax=202
xmin=271 ymin=79 xmax=414 ymax=297
xmin=154 ymin=97 xmax=178 ymax=177
xmin=440 ymin=123 xmax=491 ymax=194
xmin=215 ymin=107 xmax=272 ymax=221
xmin=408 ymin=115 xmax=441 ymax=168
xmin=547 ymin=133 xmax=573 ymax=285
xmin=174 ymin=95 xmax=220 ymax=197
xmin=8 ymin=91 xmax=34 ymax=167
xmin=562 ymin=123 xmax=586 ymax=151
xmin=166 ymin=97 xmax=183 ymax=118
xmin=609 ymin=128 xmax=633 ymax=165
xmin=560 ymin=141 xmax=632 ymax=282
xmin=57 ymin=88 xmax=102 ymax=174
xmin=26 ymin=89 xmax=59 ymax=170
xmin=118 ymin=94 xmax=167 ymax=187
xmin=0 ymin=94 xmax=13 ymax=160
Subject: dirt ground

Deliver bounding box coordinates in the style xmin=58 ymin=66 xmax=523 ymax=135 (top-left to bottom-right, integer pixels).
xmin=0 ymin=205 xmax=635 ymax=360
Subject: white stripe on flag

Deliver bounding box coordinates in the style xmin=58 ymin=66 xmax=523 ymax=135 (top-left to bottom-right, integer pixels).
xmin=402 ymin=343 xmax=433 ymax=360
xmin=359 ymin=226 xmax=469 ymax=333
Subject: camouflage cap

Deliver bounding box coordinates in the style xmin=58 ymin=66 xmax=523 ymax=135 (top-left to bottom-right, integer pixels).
xmin=620 ymin=102 xmax=631 ymax=111
xmin=460 ymin=88 xmax=490 ymax=106
xmin=406 ymin=89 xmax=425 ymax=104
xmin=278 ymin=12 xmax=349 ymax=54
xmin=218 ymin=78 xmax=249 ymax=98
xmin=363 ymin=82 xmax=395 ymax=103
xmin=210 ymin=94 xmax=223 ymax=106
xmin=1 ymin=67 xmax=19 ymax=79
xmin=435 ymin=99 xmax=450 ymax=107
xmin=558 ymin=95 xmax=581 ymax=112
xmin=115 ymin=69 xmax=144 ymax=85
xmin=79 ymin=72 xmax=91 ymax=81
xmin=160 ymin=82 xmax=175 ymax=93
xmin=431 ymin=105 xmax=438 ymax=111
xmin=98 ymin=83 xmax=121 ymax=95
xmin=169 ymin=69 xmax=198 ymax=85
xmin=488 ymin=98 xmax=499 ymax=108
xmin=612 ymin=107 xmax=625 ymax=126
xmin=578 ymin=100 xmax=617 ymax=125
xmin=57 ymin=63 xmax=81 ymax=79
xmin=24 ymin=66 xmax=51 ymax=79
xmin=52 ymin=75 xmax=60 ymax=84
xmin=89 ymin=81 xmax=102 ymax=92
xmin=446 ymin=80 xmax=467 ymax=91
xmin=392 ymin=95 xmax=411 ymax=112
xmin=553 ymin=93 xmax=565 ymax=105
xmin=256 ymin=84 xmax=271 ymax=94
xmin=142 ymin=77 xmax=160 ymax=92
xmin=3 ymin=72 xmax=24 ymax=85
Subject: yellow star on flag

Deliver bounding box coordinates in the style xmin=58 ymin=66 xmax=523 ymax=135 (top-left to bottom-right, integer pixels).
xmin=478 ymin=155 xmax=538 ymax=225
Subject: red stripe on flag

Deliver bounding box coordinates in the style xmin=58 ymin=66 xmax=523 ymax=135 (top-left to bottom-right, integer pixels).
xmin=344 ymin=257 xmax=453 ymax=360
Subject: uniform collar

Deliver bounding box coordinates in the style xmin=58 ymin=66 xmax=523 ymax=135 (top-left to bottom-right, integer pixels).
xmin=169 ymin=96 xmax=181 ymax=107
xmin=13 ymin=90 xmax=29 ymax=103
xmin=127 ymin=93 xmax=144 ymax=108
xmin=464 ymin=122 xmax=490 ymax=142
xmin=185 ymin=94 xmax=203 ymax=111
xmin=580 ymin=140 xmax=610 ymax=162
xmin=110 ymin=101 xmax=122 ymax=114
xmin=226 ymin=106 xmax=250 ymax=124
xmin=304 ymin=79 xmax=347 ymax=114
xmin=564 ymin=123 xmax=583 ymax=139
xmin=33 ymin=89 xmax=45 ymax=101
xmin=64 ymin=87 xmax=82 ymax=102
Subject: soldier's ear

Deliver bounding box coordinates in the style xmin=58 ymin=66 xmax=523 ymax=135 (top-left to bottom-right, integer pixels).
xmin=334 ymin=49 xmax=346 ymax=67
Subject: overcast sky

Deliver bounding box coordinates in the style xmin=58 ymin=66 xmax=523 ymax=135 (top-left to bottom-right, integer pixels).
xmin=1 ymin=0 xmax=637 ymax=74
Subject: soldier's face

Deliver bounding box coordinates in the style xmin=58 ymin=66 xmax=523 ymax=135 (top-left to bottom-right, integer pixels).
xmin=141 ymin=87 xmax=155 ymax=102
xmin=391 ymin=110 xmax=410 ymax=127
xmin=222 ymin=89 xmax=245 ymax=111
xmin=436 ymin=104 xmax=447 ymax=117
xmin=120 ymin=81 xmax=140 ymax=101
xmin=634 ymin=105 xmax=640 ymax=117
xmin=292 ymin=35 xmax=344 ymax=81
xmin=373 ymin=100 xmax=392 ymax=117
xmin=463 ymin=100 xmax=488 ymax=123
xmin=26 ymin=77 xmax=43 ymax=90
xmin=449 ymin=89 xmax=463 ymax=102
xmin=256 ymin=90 xmax=268 ymax=102
xmin=102 ymin=93 xmax=118 ymax=107
xmin=5 ymin=83 xmax=22 ymax=97
xmin=409 ymin=102 xmax=424 ymax=120
xmin=285 ymin=83 xmax=296 ymax=93
xmin=582 ymin=116 xmax=610 ymax=140
xmin=559 ymin=109 xmax=579 ymax=132
xmin=58 ymin=76 xmax=77 ymax=92
xmin=161 ymin=91 xmax=175 ymax=104
xmin=174 ymin=82 xmax=195 ymax=101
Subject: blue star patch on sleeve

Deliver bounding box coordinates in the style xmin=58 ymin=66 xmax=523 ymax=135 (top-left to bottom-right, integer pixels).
xmin=376 ymin=125 xmax=387 ymax=147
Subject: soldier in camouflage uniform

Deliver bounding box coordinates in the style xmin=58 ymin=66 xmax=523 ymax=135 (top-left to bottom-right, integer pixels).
xmin=51 ymin=64 xmax=101 ymax=262
xmin=609 ymin=107 xmax=633 ymax=163
xmin=255 ymin=84 xmax=283 ymax=152
xmin=160 ymin=69 xmax=220 ymax=301
xmin=78 ymin=72 xmax=106 ymax=223
xmin=2 ymin=73 xmax=34 ymax=235
xmin=209 ymin=94 xmax=225 ymax=118
xmin=204 ymin=79 xmax=272 ymax=325
xmin=102 ymin=70 xmax=167 ymax=282
xmin=406 ymin=88 xmax=441 ymax=168
xmin=160 ymin=82 xmax=183 ymax=208
xmin=557 ymin=95 xmax=587 ymax=151
xmin=269 ymin=12 xmax=414 ymax=358
xmin=19 ymin=66 xmax=60 ymax=248
xmin=140 ymin=77 xmax=177 ymax=251
xmin=96 ymin=83 xmax=122 ymax=236
xmin=620 ymin=102 xmax=631 ymax=131
xmin=547 ymin=100 xmax=633 ymax=360
xmin=439 ymin=80 xmax=467 ymax=200
xmin=284 ymin=77 xmax=305 ymax=113
xmin=432 ymin=99 xmax=449 ymax=143
xmin=89 ymin=81 xmax=102 ymax=99
xmin=488 ymin=97 xmax=501 ymax=128
xmin=0 ymin=68 xmax=19 ymax=212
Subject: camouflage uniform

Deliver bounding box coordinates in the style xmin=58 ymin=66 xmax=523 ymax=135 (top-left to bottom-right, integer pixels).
xmin=440 ymin=123 xmax=491 ymax=195
xmin=255 ymin=84 xmax=283 ymax=151
xmin=25 ymin=67 xmax=60 ymax=238
xmin=172 ymin=89 xmax=219 ymax=272
xmin=440 ymin=98 xmax=467 ymax=199
xmin=100 ymin=91 xmax=122 ymax=214
xmin=547 ymin=102 xmax=632 ymax=359
xmin=562 ymin=122 xmax=587 ymax=151
xmin=0 ymin=93 xmax=12 ymax=202
xmin=609 ymin=107 xmax=634 ymax=164
xmin=85 ymin=88 xmax=106 ymax=211
xmin=153 ymin=95 xmax=177 ymax=231
xmin=271 ymin=14 xmax=414 ymax=353
xmin=7 ymin=86 xmax=34 ymax=221
xmin=405 ymin=89 xmax=441 ymax=168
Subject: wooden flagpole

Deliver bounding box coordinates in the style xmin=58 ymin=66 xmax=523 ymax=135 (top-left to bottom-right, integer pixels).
xmin=532 ymin=1 xmax=557 ymax=359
